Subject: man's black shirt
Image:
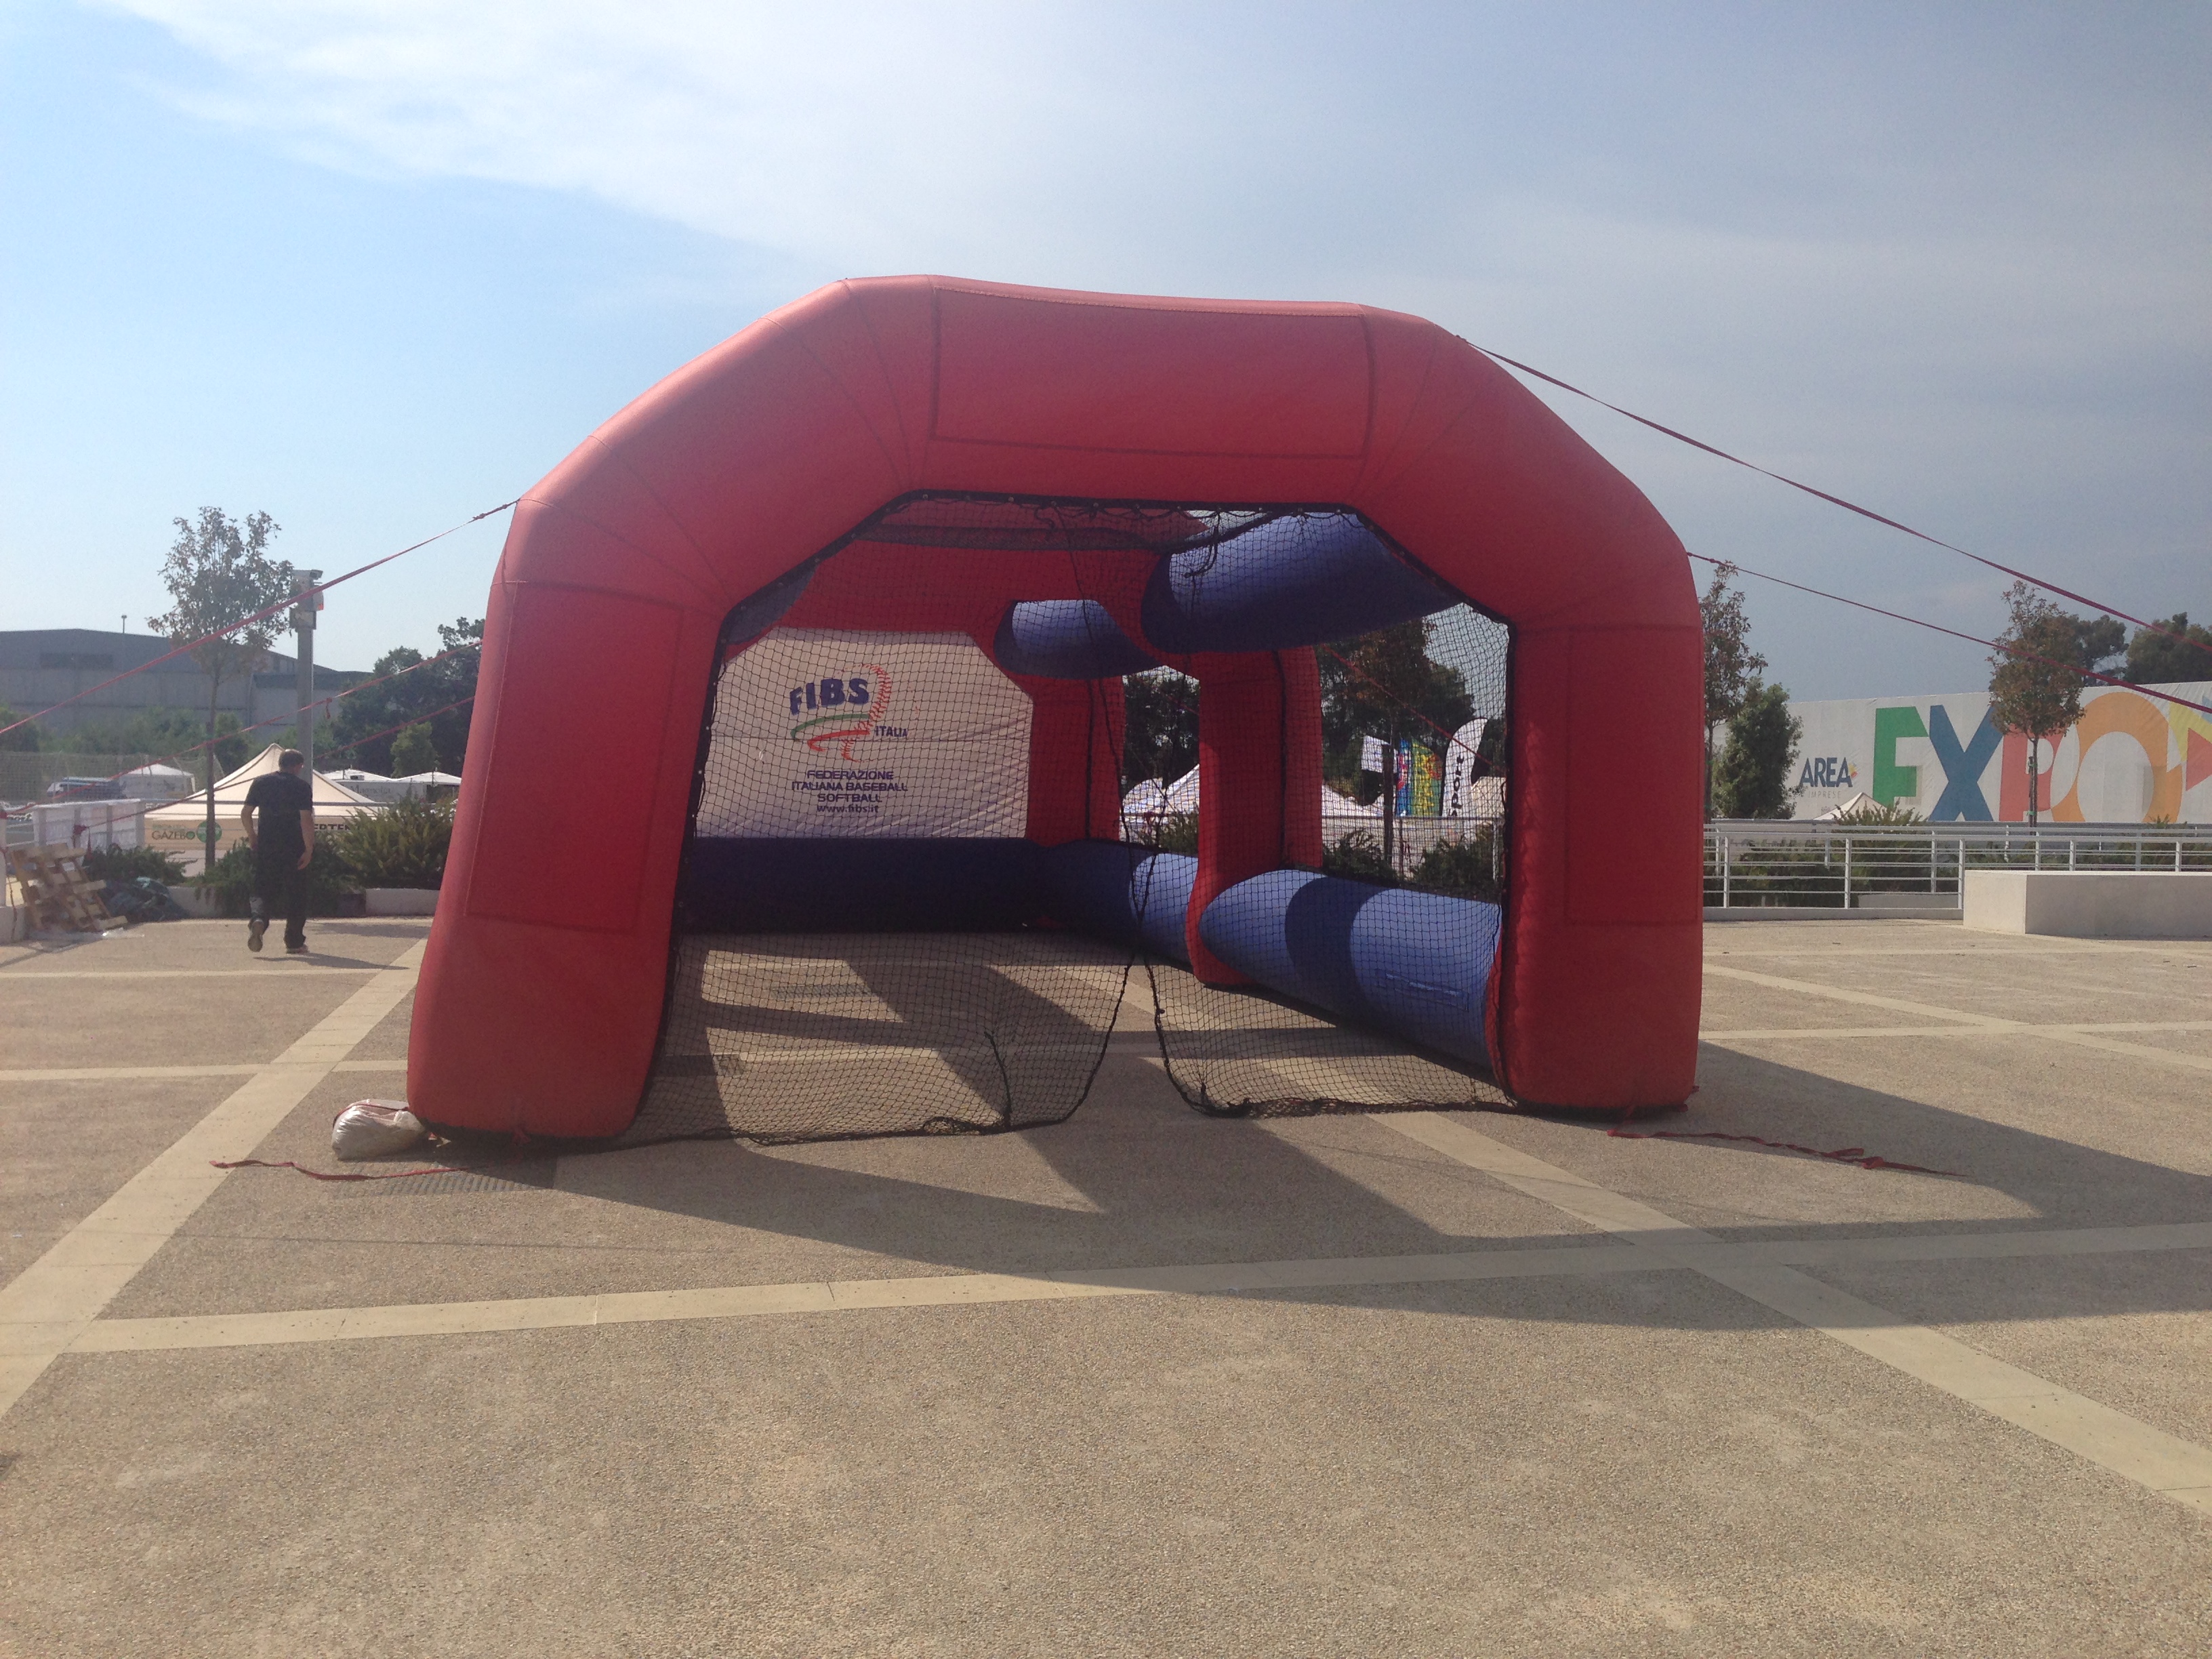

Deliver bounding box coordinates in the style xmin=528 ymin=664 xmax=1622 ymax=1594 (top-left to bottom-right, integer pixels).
xmin=244 ymin=771 xmax=314 ymax=861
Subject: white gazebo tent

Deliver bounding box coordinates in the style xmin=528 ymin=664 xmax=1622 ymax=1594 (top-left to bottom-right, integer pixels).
xmin=146 ymin=745 xmax=381 ymax=876
xmin=1122 ymin=767 xmax=1385 ymax=842
xmin=1814 ymin=792 xmax=1880 ymax=821
xmin=117 ymin=762 xmax=199 ymax=800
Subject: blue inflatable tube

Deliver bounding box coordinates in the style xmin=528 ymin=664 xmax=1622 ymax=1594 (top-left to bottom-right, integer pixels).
xmin=1036 ymin=840 xmax=1197 ymax=962
xmin=994 ymin=600 xmax=1162 ymax=679
xmin=1197 ymin=869 xmax=1502 ymax=1067
xmin=1141 ymin=513 xmax=1455 ymax=654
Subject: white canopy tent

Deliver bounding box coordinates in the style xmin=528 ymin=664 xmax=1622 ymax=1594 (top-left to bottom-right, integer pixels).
xmin=117 ymin=762 xmax=198 ymax=800
xmin=1122 ymin=768 xmax=1382 ymax=833
xmin=146 ymin=745 xmax=380 ymax=876
xmin=1813 ymin=792 xmax=1880 ymax=821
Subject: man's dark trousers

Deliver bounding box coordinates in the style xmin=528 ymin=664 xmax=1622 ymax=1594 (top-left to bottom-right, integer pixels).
xmin=253 ymin=853 xmax=309 ymax=951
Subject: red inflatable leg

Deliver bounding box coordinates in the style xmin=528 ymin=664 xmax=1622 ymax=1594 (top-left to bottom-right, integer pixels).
xmin=1187 ymin=650 xmax=1317 ymax=981
xmin=1023 ymin=677 xmax=1126 ymax=846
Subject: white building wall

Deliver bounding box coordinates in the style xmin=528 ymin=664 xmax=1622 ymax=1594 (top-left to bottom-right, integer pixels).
xmin=1788 ymin=681 xmax=2212 ymax=823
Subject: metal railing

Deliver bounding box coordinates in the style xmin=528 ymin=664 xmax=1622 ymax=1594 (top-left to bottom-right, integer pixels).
xmin=1706 ymin=820 xmax=2212 ymax=910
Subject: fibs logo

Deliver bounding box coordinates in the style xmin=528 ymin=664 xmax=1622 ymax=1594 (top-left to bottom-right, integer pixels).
xmin=785 ymin=669 xmax=902 ymax=760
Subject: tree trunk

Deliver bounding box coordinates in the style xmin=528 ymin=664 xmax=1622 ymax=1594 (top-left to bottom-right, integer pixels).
xmin=2026 ymin=734 xmax=2039 ymax=828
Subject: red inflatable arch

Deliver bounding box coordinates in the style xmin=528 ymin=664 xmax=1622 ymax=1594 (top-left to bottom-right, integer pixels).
xmin=411 ymin=278 xmax=1703 ymax=1136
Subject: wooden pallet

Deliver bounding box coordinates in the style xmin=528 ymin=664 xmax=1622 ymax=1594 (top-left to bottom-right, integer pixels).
xmin=4 ymin=844 xmax=127 ymax=933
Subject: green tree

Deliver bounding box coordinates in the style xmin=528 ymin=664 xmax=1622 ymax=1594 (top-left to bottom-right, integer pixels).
xmin=71 ymin=707 xmax=251 ymax=776
xmin=2122 ymin=613 xmax=2212 ymax=685
xmin=1713 ymin=682 xmax=1801 ymax=819
xmin=1700 ymin=562 xmax=1765 ymax=819
xmin=1986 ymin=582 xmax=2107 ymax=827
xmin=1121 ymin=669 xmax=1199 ymax=790
xmin=1319 ymin=619 xmax=1475 ymax=868
xmin=146 ymin=508 xmax=293 ymax=861
xmin=329 ymin=617 xmax=483 ymax=774
xmin=0 ymin=704 xmax=43 ymax=752
xmin=2077 ymin=613 xmax=2129 ymax=672
xmin=389 ymin=721 xmax=436 ymax=777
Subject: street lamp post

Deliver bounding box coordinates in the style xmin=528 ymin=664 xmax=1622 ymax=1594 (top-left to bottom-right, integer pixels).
xmin=293 ymin=569 xmax=323 ymax=774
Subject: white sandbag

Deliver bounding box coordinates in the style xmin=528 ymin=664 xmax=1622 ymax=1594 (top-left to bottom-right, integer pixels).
xmin=331 ymin=1099 xmax=427 ymax=1161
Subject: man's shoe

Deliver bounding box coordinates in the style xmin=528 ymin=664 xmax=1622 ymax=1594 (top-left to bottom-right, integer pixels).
xmin=247 ymin=918 xmax=267 ymax=953
xmin=286 ymin=943 xmax=308 ymax=956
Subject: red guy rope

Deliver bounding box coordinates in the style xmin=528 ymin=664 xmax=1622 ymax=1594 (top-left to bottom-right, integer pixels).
xmin=1471 ymin=346 xmax=2203 ymax=656
xmin=0 ymin=499 xmax=516 ymax=742
xmin=313 ymin=697 xmax=476 ymax=764
xmin=60 ymin=641 xmax=482 ymax=792
xmin=1691 ymin=553 xmax=2212 ymax=719
xmin=1606 ymin=1124 xmax=1962 ymax=1177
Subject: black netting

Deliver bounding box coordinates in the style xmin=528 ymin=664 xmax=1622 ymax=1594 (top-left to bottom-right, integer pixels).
xmin=628 ymin=495 xmax=1513 ymax=1145
xmin=1142 ymin=597 xmax=1512 ymax=1118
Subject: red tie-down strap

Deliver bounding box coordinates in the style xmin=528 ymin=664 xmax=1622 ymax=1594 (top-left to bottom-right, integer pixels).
xmin=1607 ymin=1118 xmax=1962 ymax=1177
xmin=211 ymin=1130 xmax=537 ymax=1183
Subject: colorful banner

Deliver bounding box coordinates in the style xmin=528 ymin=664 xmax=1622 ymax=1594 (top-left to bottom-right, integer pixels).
xmin=1395 ymin=740 xmax=1442 ymax=816
xmin=1786 ymin=680 xmax=2212 ymax=823
xmin=1440 ymin=719 xmax=1500 ymax=819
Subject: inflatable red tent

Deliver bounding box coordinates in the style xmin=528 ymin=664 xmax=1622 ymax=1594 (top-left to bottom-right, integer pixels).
xmin=409 ymin=278 xmax=1702 ymax=1138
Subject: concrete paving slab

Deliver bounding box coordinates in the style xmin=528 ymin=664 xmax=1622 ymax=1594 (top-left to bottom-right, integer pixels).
xmin=1477 ymin=1043 xmax=2212 ymax=1240
xmin=7 ymin=1279 xmax=2212 ymax=1658
xmin=342 ymin=989 xmax=415 ymax=1061
xmin=1800 ymin=1252 xmax=2212 ymax=1448
xmin=0 ymin=918 xmax=428 ymax=973
xmin=0 ymin=975 xmax=375 ymax=1069
xmin=2103 ymin=1027 xmax=2212 ymax=1059
xmin=1698 ymin=973 xmax=1908 ymax=1031
xmin=0 ymin=1079 xmax=240 ymax=1291
xmin=108 ymin=1065 xmax=1600 ymax=1319
xmin=7 ymin=915 xmax=2212 ymax=1654
xmin=1745 ymin=946 xmax=2212 ymax=1031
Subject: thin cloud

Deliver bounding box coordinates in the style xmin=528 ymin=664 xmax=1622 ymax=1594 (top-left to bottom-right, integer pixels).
xmin=83 ymin=1 xmax=2212 ymax=694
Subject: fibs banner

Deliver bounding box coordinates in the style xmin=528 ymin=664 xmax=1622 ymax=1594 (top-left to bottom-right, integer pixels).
xmin=697 ymin=629 xmax=1033 ymax=838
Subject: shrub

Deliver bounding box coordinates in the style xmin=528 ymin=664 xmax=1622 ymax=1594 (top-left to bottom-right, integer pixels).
xmin=1411 ymin=827 xmax=1502 ymax=901
xmin=1826 ymin=800 xmax=1922 ymax=826
xmin=330 ymin=797 xmax=455 ymax=888
xmin=81 ymin=844 xmax=188 ymax=883
xmin=198 ymin=840 xmax=361 ymax=918
xmin=1126 ymin=811 xmax=1198 ymax=856
xmin=1322 ymin=830 xmax=1397 ymax=885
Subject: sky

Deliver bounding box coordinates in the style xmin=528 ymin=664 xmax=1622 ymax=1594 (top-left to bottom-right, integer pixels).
xmin=2 ymin=1 xmax=2206 ymax=697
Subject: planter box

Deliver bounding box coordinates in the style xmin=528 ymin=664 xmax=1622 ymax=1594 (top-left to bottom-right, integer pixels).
xmin=365 ymin=887 xmax=440 ymax=916
xmin=1965 ymin=871 xmax=2212 ymax=938
xmin=171 ymin=885 xmax=222 ymax=920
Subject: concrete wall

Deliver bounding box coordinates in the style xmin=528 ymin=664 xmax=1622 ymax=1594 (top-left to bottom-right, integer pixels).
xmin=1964 ymin=871 xmax=2212 ymax=938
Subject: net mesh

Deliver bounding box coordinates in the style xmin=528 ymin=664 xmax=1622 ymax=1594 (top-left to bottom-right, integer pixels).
xmin=629 ymin=495 xmax=1513 ymax=1145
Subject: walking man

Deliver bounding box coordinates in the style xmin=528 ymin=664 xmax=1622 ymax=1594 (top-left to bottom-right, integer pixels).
xmin=242 ymin=749 xmax=315 ymax=955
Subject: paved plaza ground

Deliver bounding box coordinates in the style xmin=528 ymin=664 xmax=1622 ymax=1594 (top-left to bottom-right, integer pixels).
xmin=2 ymin=914 xmax=2210 ymax=1656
